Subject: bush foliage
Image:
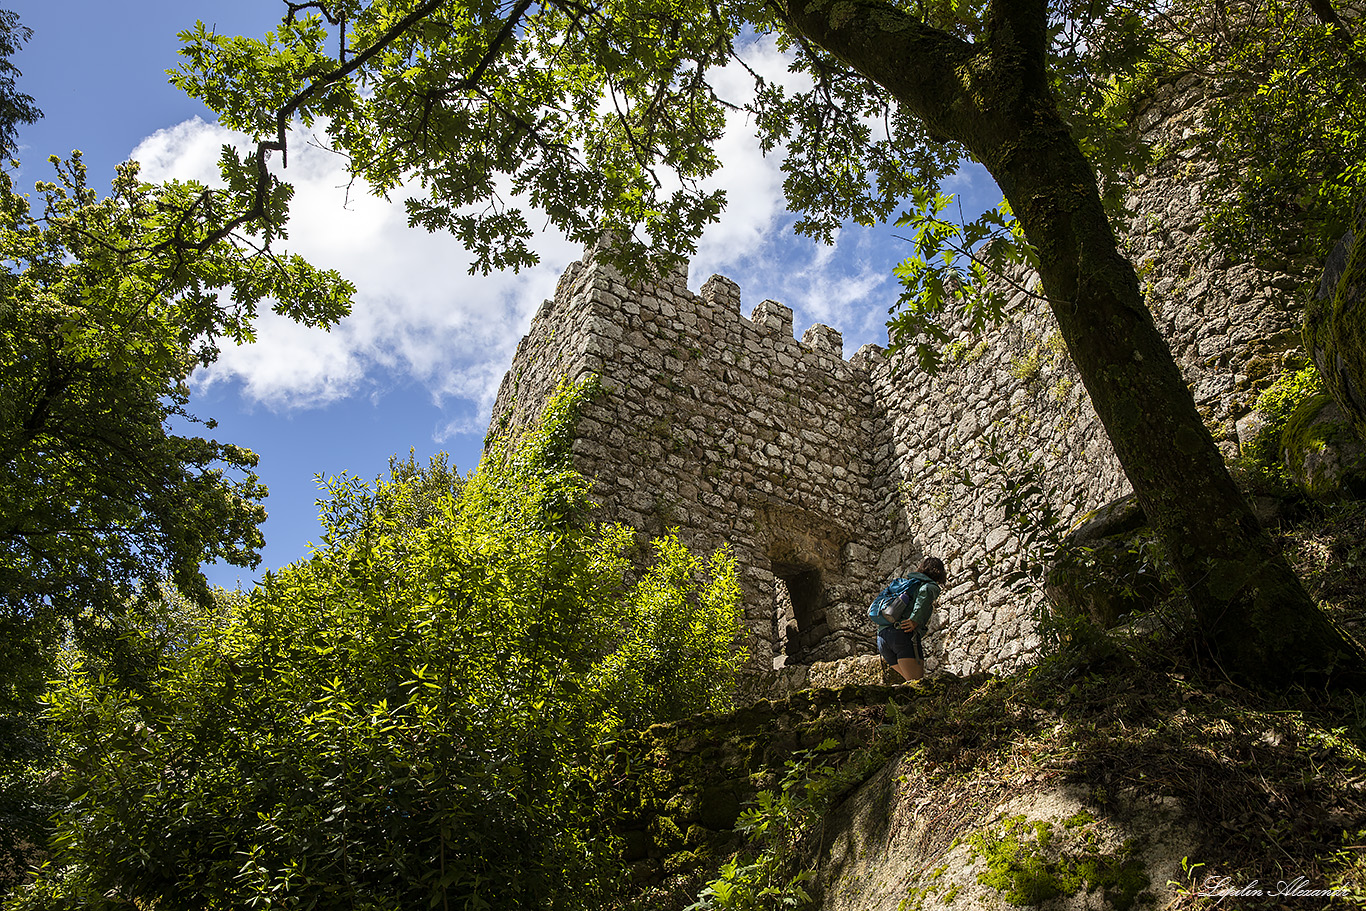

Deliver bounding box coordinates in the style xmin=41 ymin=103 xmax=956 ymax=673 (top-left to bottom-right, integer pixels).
xmin=9 ymin=378 xmax=744 ymax=911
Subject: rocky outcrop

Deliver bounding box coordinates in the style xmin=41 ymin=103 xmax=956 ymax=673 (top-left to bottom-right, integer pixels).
xmin=1281 ymin=393 xmax=1366 ymax=500
xmin=817 ymin=759 xmax=1198 ymax=911
xmin=1305 ymin=205 xmax=1366 ymax=445
xmin=607 ymin=673 xmax=1220 ymax=911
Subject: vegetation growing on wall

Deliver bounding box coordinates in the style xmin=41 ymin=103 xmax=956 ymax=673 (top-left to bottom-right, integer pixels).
xmin=1193 ymin=0 xmax=1366 ymax=268
xmin=612 ymin=563 xmax=1366 ymax=911
xmin=685 ymin=745 xmax=833 ymax=911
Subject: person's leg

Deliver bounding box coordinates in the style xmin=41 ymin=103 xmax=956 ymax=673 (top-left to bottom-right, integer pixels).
xmin=890 ymin=658 xmax=923 ymax=680
xmin=877 ymin=629 xmax=900 ymax=682
xmin=899 ymin=631 xmax=925 ymax=682
xmin=881 ymin=627 xmax=925 ymax=683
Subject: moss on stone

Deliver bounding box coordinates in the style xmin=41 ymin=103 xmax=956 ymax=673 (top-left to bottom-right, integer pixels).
xmin=684 ymin=824 xmax=711 ymax=846
xmin=650 ymin=815 xmax=685 ymax=851
xmin=1072 ymin=841 xmax=1150 ymax=911
xmin=968 ymin=816 xmax=1062 ymax=905
xmin=662 ymin=849 xmax=707 ymax=876
xmin=1280 ymin=392 xmax=1366 ymax=499
xmin=964 ymin=813 xmax=1150 ymax=910
xmin=897 ymin=863 xmax=948 ymax=911
xmin=1063 ymin=808 xmax=1097 ymax=829
xmin=1010 ymin=347 xmax=1044 ymax=384
xmin=1305 ymin=208 xmax=1366 ymax=444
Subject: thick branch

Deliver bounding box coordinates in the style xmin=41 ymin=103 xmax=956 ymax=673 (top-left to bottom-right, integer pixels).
xmin=984 ymin=0 xmax=1049 ymax=95
xmin=1305 ymin=0 xmax=1366 ymax=76
xmin=1306 ymin=0 xmax=1355 ymax=40
xmin=170 ymin=0 xmax=449 ymax=259
xmin=770 ymin=0 xmax=977 ymax=143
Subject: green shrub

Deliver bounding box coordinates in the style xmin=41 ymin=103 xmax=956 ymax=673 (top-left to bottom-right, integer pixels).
xmin=11 ymin=377 xmax=743 ymax=911
xmin=687 ymin=743 xmax=835 ymax=911
xmin=1236 ymin=364 xmax=1323 ymax=492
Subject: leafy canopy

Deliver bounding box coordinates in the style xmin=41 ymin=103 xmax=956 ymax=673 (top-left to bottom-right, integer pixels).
xmin=13 ymin=378 xmax=745 ymax=911
xmin=1191 ymin=0 xmax=1366 ymax=266
xmin=0 ymin=9 xmax=40 ymax=158
xmin=173 ymin=0 xmax=1366 ymax=360
xmin=0 ymin=154 xmax=351 ymax=708
xmin=170 ymin=0 xmax=1172 ymax=361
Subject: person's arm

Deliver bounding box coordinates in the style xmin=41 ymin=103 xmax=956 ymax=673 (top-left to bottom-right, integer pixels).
xmin=904 ymin=581 xmax=940 ymax=632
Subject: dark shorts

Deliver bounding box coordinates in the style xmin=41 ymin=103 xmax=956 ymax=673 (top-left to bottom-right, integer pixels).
xmin=877 ymin=626 xmax=924 ymax=665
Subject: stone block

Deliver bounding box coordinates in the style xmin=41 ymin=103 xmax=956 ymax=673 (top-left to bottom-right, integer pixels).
xmin=802 ymin=323 xmax=844 ymax=358
xmin=750 ymin=299 xmax=794 ymax=337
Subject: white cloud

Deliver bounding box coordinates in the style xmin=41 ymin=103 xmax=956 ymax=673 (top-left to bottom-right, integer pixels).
xmin=689 ymin=36 xmax=800 ymax=272
xmin=209 ymin=312 xmax=365 ymax=407
xmin=132 ymin=118 xmax=579 ymax=419
xmin=130 ymin=38 xmax=922 ymax=432
xmin=683 ymin=37 xmax=905 ymax=355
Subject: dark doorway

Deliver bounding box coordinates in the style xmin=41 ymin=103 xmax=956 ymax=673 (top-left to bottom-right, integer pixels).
xmin=772 ymin=565 xmax=824 ymax=665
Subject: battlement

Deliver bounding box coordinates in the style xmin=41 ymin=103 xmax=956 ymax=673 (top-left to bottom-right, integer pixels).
xmin=531 ymin=248 xmax=870 ymax=382
xmin=490 ymin=246 xmax=891 ymax=667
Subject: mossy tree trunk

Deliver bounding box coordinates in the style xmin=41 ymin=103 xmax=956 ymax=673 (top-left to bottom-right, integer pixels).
xmin=777 ymin=0 xmax=1366 ymax=686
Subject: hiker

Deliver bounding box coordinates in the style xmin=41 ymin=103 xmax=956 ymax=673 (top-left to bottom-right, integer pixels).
xmin=874 ymin=556 xmax=947 ymax=683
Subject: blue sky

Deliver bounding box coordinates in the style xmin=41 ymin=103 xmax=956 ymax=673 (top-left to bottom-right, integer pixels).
xmin=11 ymin=0 xmax=997 ymax=589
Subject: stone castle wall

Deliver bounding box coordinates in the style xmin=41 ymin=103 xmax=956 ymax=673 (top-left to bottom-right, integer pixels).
xmin=489 ymin=255 xmax=890 ymax=665
xmin=866 ymin=75 xmax=1308 ymax=675
xmin=488 ymin=74 xmax=1309 ymax=679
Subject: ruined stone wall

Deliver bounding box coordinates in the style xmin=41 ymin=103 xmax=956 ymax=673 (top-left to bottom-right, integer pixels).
xmin=488 ymin=74 xmax=1310 ymax=680
xmin=867 ymin=73 xmax=1308 ymax=675
xmin=867 ymin=294 xmax=1121 ymax=676
xmin=1126 ymin=74 xmax=1309 ymax=438
xmin=489 ymin=253 xmax=890 ymax=665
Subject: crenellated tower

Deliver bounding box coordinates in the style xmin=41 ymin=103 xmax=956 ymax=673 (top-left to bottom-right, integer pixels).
xmin=490 ymin=248 xmax=894 ymax=667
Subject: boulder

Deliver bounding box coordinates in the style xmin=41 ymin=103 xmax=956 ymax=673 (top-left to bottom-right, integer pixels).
xmin=1065 ymin=494 xmax=1148 ymax=544
xmin=1280 ymin=392 xmax=1366 ymax=500
xmin=1045 ymin=495 xmax=1174 ymax=628
xmin=816 ymin=751 xmax=1200 ymax=911
xmin=1304 ymin=204 xmax=1366 ymax=444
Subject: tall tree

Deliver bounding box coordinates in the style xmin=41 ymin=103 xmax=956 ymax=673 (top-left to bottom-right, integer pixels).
xmin=174 ymin=0 xmax=1366 ymax=686
xmin=0 ymin=154 xmax=352 ymax=698
xmin=0 ymin=9 xmax=40 ymax=158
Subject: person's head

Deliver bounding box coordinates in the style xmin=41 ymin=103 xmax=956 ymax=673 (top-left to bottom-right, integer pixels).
xmin=917 ymin=556 xmax=947 ymax=585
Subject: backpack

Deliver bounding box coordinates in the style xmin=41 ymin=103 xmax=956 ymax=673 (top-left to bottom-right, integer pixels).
xmin=868 ymin=576 xmax=926 ymax=628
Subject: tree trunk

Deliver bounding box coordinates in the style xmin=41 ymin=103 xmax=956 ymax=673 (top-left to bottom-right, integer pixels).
xmin=779 ymin=0 xmax=1366 ymax=686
